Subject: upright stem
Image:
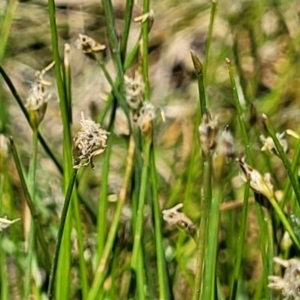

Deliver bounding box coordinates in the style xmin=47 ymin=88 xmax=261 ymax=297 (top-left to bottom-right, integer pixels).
xmin=47 ymin=169 xmax=78 ymax=300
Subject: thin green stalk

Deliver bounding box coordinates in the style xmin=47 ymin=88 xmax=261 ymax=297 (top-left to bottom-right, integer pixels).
xmin=101 ymin=0 xmax=124 ymax=79
xmin=150 ymin=143 xmax=171 ymax=300
xmin=124 ymin=39 xmax=141 ymax=70
xmin=203 ymin=0 xmax=217 ymax=82
xmin=131 ymin=136 xmax=151 ymax=269
xmin=73 ymin=190 xmax=89 ymax=299
xmin=48 ymin=0 xmax=73 ymax=297
xmin=281 ymin=137 xmax=300 ymax=209
xmin=120 ymin=0 xmax=134 ymax=63
xmin=63 ymin=44 xmax=72 ymax=124
xmin=0 ymin=0 xmax=18 ymax=64
xmin=226 ymin=58 xmax=251 ymax=161
xmin=24 ymin=129 xmax=39 ymax=300
xmin=136 ymin=247 xmax=146 ymax=300
xmin=262 ymin=114 xmax=300 ymax=207
xmin=97 ymin=136 xmax=113 ymax=262
xmin=190 ymin=51 xmax=206 ymax=117
xmin=193 ymin=157 xmax=212 ymax=300
xmin=98 ymin=62 xmax=129 ymax=117
xmin=9 ymin=137 xmax=51 ymax=270
xmin=226 ymin=58 xmax=269 ymax=297
xmin=47 ymin=168 xmax=78 ymax=300
xmin=229 ymin=181 xmax=250 ymax=300
xmin=202 ymin=184 xmax=223 ymax=300
xmin=267 ymin=194 xmax=300 ymax=250
xmin=87 ymin=136 xmax=134 ymax=300
xmin=142 ymin=0 xmax=150 ymax=101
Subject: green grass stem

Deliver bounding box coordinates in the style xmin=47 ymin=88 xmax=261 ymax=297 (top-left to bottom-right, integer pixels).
xmin=142 ymin=0 xmax=150 ymax=101
xmin=193 ymin=157 xmax=212 ymax=300
xmin=87 ymin=136 xmax=135 ymax=300
xmin=202 ymin=184 xmax=223 ymax=300
xmin=262 ymin=114 xmax=300 ymax=208
xmin=203 ymin=0 xmax=217 ymax=83
xmin=23 ymin=128 xmax=39 ymax=300
xmin=150 ymin=143 xmax=171 ymax=299
xmin=9 ymin=137 xmax=51 ymax=270
xmin=190 ymin=51 xmax=206 ymax=117
xmin=120 ymin=0 xmax=134 ymax=63
xmin=47 ymin=168 xmax=78 ymax=300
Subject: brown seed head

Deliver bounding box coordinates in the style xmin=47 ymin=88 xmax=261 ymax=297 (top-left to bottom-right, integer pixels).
xmin=73 ymin=112 xmax=109 ymax=169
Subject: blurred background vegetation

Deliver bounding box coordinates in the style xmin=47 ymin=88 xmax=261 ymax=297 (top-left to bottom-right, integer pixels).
xmin=1 ymin=0 xmax=300 ymax=299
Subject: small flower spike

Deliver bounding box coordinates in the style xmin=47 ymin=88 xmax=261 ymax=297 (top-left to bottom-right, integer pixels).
xmin=26 ymin=62 xmax=54 ymax=128
xmin=162 ymin=203 xmax=196 ymax=237
xmin=268 ymin=257 xmax=300 ymax=299
xmin=198 ymin=111 xmax=219 ymax=156
xmin=75 ymin=34 xmax=106 ymax=54
xmin=260 ymin=131 xmax=288 ymax=155
xmin=137 ymin=103 xmax=156 ymax=134
xmin=238 ymin=157 xmax=273 ymax=199
xmin=124 ymin=71 xmax=145 ymax=111
xmin=215 ymin=125 xmax=235 ymax=162
xmin=73 ymin=112 xmax=109 ymax=169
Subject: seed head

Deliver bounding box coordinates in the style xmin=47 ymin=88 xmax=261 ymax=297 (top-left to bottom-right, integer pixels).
xmin=137 ymin=103 xmax=156 ymax=134
xmin=162 ymin=203 xmax=196 ymax=237
xmin=215 ymin=125 xmax=235 ymax=162
xmin=260 ymin=131 xmax=288 ymax=155
xmin=268 ymin=257 xmax=300 ymax=299
xmin=73 ymin=112 xmax=109 ymax=169
xmin=124 ymin=71 xmax=145 ymax=111
xmin=75 ymin=34 xmax=106 ymax=54
xmin=26 ymin=67 xmax=52 ymax=129
xmin=198 ymin=111 xmax=219 ymax=156
xmin=238 ymin=157 xmax=273 ymax=199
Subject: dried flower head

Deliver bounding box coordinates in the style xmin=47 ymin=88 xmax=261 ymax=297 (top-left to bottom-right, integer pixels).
xmin=238 ymin=157 xmax=273 ymax=199
xmin=73 ymin=112 xmax=109 ymax=169
xmin=162 ymin=203 xmax=196 ymax=237
xmin=137 ymin=102 xmax=156 ymax=133
xmin=260 ymin=131 xmax=288 ymax=155
xmin=75 ymin=34 xmax=106 ymax=54
xmin=26 ymin=63 xmax=53 ymax=128
xmin=268 ymin=257 xmax=300 ymax=299
xmin=215 ymin=125 xmax=235 ymax=162
xmin=199 ymin=111 xmax=219 ymax=156
xmin=124 ymin=71 xmax=145 ymax=111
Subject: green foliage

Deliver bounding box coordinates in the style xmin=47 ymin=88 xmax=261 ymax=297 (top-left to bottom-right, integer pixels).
xmin=1 ymin=0 xmax=300 ymax=299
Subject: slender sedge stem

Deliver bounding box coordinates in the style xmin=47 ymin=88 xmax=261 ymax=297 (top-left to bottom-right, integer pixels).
xmin=262 ymin=114 xmax=300 ymax=207
xmin=131 ymin=137 xmax=151 ymax=269
xmin=9 ymin=137 xmax=51 ymax=270
xmin=120 ymin=0 xmax=134 ymax=63
xmin=190 ymin=51 xmax=206 ymax=117
xmin=0 ymin=0 xmax=18 ymax=64
xmin=193 ymin=158 xmax=212 ymax=300
xmin=24 ymin=129 xmax=39 ymax=299
xmin=229 ymin=181 xmax=250 ymax=300
xmin=150 ymin=143 xmax=171 ymax=299
xmin=203 ymin=0 xmax=217 ymax=83
xmin=142 ymin=0 xmax=150 ymax=101
xmin=202 ymin=184 xmax=223 ymax=300
xmin=87 ymin=137 xmax=135 ymax=300
xmin=47 ymin=168 xmax=78 ymax=300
